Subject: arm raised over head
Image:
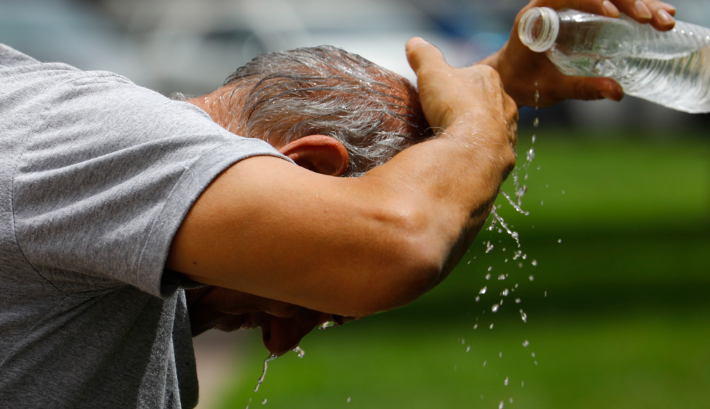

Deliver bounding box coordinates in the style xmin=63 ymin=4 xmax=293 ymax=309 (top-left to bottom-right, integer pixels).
xmin=167 ymin=40 xmax=517 ymax=318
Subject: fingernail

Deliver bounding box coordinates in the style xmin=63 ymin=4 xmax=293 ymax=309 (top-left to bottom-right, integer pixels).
xmin=602 ymin=1 xmax=619 ymax=17
xmin=634 ymin=1 xmax=652 ymax=19
xmin=657 ymin=9 xmax=675 ymax=25
xmin=661 ymin=2 xmax=676 ymax=14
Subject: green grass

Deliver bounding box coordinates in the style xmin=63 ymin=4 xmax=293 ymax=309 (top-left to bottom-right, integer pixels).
xmin=214 ymin=130 xmax=710 ymax=409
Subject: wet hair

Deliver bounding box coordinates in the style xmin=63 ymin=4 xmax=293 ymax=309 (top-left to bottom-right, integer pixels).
xmin=222 ymin=46 xmax=433 ymax=177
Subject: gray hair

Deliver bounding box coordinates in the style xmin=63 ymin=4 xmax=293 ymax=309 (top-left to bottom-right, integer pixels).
xmin=222 ymin=46 xmax=432 ymax=177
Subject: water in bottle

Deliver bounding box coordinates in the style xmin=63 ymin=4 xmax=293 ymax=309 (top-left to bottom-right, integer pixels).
xmin=518 ymin=7 xmax=710 ymax=113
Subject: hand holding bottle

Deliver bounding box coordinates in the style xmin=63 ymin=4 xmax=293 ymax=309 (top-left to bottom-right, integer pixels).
xmin=480 ymin=0 xmax=677 ymax=107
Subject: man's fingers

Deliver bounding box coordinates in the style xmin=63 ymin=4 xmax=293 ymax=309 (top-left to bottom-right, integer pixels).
xmin=646 ymin=1 xmax=676 ymax=30
xmin=606 ymin=0 xmax=676 ymax=30
xmin=563 ymin=76 xmax=624 ymax=101
xmin=405 ymin=37 xmax=448 ymax=75
xmin=539 ymin=0 xmax=676 ymax=29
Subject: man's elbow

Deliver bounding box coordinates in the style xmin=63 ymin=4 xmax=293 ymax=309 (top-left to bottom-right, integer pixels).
xmin=344 ymin=205 xmax=448 ymax=317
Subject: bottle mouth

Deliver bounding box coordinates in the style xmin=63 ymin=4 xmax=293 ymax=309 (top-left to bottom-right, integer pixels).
xmin=518 ymin=7 xmax=560 ymax=52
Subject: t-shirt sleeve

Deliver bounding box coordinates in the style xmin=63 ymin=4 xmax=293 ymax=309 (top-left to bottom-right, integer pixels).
xmin=12 ymin=73 xmax=289 ymax=298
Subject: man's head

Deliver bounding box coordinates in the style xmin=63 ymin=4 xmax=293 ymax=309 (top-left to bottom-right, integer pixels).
xmin=184 ymin=46 xmax=432 ymax=355
xmin=188 ymin=45 xmax=432 ymax=177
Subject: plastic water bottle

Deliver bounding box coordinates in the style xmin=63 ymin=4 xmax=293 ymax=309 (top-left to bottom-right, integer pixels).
xmin=518 ymin=7 xmax=710 ymax=113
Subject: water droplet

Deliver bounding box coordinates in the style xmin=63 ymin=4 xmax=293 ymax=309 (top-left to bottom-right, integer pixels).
xmin=531 ymin=260 xmax=537 ymax=266
xmin=523 ymin=340 xmax=529 ymax=347
xmin=499 ymin=400 xmax=505 ymax=409
xmin=540 ymin=201 xmax=544 ymax=206
xmin=461 ymin=338 xmax=466 ymax=345
xmin=533 ymin=117 xmax=539 ymax=128
xmin=475 ymin=296 xmax=480 ymax=302
xmin=254 ymin=354 xmax=278 ymax=392
xmin=488 ymin=266 xmax=493 ymax=271
xmin=492 ymin=304 xmax=500 ymax=312
xmin=479 ymin=286 xmax=487 ymax=295
xmin=490 ymin=323 xmax=494 ymax=329
xmin=490 ymin=208 xmax=522 ymax=247
xmin=515 ymin=284 xmax=519 ymax=288
xmin=347 ymin=397 xmax=351 ymax=403
xmin=499 ymin=351 xmax=503 ymax=357
xmin=518 ymin=262 xmax=523 ymax=268
xmin=246 ymin=398 xmax=252 ymax=409
xmin=562 ymin=190 xmax=566 ymax=195
xmin=501 ymin=289 xmax=509 ymax=296
xmin=486 ymin=273 xmax=491 ymax=280
xmin=532 ymin=134 xmax=536 ymax=143
xmin=504 ymin=377 xmax=509 ymax=386
xmin=262 ymin=399 xmax=267 ymax=405
xmin=534 ymin=361 xmax=538 ymax=365
xmin=498 ymin=274 xmax=506 ymax=280
xmin=558 ymin=239 xmax=562 ymax=243
xmin=320 ymin=321 xmax=335 ymax=330
xmin=467 ymin=260 xmax=471 ymax=264
xmin=522 ymin=381 xmax=525 ymax=387
xmin=510 ymin=397 xmax=514 ymax=404
xmin=483 ymin=360 xmax=487 ymax=367
xmin=473 ymin=324 xmax=478 ymax=329
xmin=520 ymin=309 xmax=527 ymax=323
xmin=515 ymin=298 xmax=521 ymax=303
xmin=293 ymin=346 xmax=305 ymax=358
xmin=486 ymin=241 xmax=494 ymax=253
xmin=531 ymin=352 xmax=536 ymax=358
xmin=526 ymin=148 xmax=535 ymax=162
xmin=529 ymin=275 xmax=534 ymax=281
xmin=522 ymin=254 xmax=527 ymax=260
xmin=544 ymin=291 xmax=548 ymax=297
xmin=466 ymin=346 xmax=471 ymax=352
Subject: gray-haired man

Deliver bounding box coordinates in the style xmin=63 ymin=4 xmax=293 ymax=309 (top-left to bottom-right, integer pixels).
xmin=0 ymin=0 xmax=676 ymax=407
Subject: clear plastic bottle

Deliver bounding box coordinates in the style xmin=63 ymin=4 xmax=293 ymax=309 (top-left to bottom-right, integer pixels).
xmin=518 ymin=7 xmax=710 ymax=113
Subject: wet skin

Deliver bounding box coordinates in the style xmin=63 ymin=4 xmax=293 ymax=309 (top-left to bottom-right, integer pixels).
xmin=186 ymin=286 xmax=347 ymax=356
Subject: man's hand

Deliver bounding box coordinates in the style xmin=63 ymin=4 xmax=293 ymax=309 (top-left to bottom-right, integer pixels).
xmin=186 ymin=286 xmax=335 ymax=356
xmin=480 ymin=0 xmax=677 ymax=107
xmin=406 ymin=37 xmax=518 ymax=156
xmin=402 ymin=37 xmax=518 ymax=287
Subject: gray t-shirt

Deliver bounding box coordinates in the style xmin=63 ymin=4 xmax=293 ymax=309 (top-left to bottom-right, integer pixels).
xmin=0 ymin=44 xmax=286 ymax=408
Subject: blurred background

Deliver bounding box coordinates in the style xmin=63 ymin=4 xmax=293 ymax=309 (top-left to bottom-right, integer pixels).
xmin=2 ymin=0 xmax=708 ymax=408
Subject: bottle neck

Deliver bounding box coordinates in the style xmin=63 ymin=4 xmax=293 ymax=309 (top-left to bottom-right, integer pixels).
xmin=518 ymin=7 xmax=560 ymax=52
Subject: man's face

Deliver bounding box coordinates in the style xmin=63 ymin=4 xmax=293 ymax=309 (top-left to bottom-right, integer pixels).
xmin=186 ymin=286 xmax=336 ymax=356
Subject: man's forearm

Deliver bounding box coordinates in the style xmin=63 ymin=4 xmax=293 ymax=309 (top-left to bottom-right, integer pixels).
xmin=168 ymin=41 xmax=517 ymax=318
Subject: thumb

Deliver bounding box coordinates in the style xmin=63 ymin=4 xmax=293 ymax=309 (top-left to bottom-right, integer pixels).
xmin=563 ymin=76 xmax=624 ymax=101
xmin=406 ymin=37 xmax=448 ymax=75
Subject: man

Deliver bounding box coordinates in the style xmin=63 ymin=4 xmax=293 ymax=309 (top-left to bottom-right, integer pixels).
xmin=0 ymin=0 xmax=676 ymax=408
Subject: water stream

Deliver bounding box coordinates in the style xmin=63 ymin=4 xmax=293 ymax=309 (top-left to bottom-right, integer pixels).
xmin=254 ymin=354 xmax=278 ymax=392
xmin=468 ymin=83 xmax=547 ymax=408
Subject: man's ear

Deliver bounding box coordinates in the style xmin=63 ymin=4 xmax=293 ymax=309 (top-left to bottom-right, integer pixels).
xmin=278 ymin=135 xmax=349 ymax=177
